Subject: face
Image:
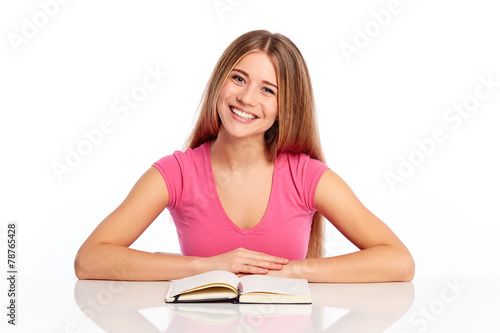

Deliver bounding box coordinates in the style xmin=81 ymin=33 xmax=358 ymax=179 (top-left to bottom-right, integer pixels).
xmin=216 ymin=51 xmax=278 ymax=142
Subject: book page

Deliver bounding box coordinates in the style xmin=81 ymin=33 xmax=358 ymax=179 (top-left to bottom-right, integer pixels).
xmin=239 ymin=275 xmax=310 ymax=295
xmin=169 ymin=270 xmax=239 ymax=296
xmin=176 ymin=287 xmax=238 ymax=301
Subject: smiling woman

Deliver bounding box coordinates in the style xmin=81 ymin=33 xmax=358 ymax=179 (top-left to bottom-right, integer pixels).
xmin=74 ymin=30 xmax=415 ymax=283
xmin=216 ymin=51 xmax=279 ymax=141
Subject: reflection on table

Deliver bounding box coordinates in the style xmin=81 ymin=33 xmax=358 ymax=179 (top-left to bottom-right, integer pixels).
xmin=73 ymin=279 xmax=415 ymax=332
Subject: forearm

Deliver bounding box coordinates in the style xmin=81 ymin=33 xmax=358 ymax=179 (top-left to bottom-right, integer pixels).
xmin=74 ymin=243 xmax=205 ymax=281
xmin=275 ymin=245 xmax=415 ymax=283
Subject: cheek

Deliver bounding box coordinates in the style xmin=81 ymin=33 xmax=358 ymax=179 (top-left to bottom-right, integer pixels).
xmin=217 ymin=80 xmax=233 ymax=103
xmin=267 ymin=99 xmax=279 ymax=120
xmin=216 ymin=86 xmax=228 ymax=113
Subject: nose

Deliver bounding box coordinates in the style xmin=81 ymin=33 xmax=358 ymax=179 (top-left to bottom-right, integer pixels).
xmin=236 ymin=86 xmax=257 ymax=107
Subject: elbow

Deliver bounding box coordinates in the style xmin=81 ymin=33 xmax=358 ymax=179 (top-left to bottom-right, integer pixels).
xmin=396 ymin=249 xmax=415 ymax=282
xmin=74 ymin=247 xmax=94 ymax=280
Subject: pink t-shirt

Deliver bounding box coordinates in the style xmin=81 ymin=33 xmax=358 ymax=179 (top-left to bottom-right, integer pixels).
xmin=153 ymin=142 xmax=329 ymax=260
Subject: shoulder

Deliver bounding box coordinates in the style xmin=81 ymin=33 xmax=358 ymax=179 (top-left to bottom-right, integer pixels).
xmin=276 ymin=151 xmax=329 ymax=178
xmin=154 ymin=142 xmax=209 ymax=172
xmin=152 ymin=142 xmax=210 ymax=209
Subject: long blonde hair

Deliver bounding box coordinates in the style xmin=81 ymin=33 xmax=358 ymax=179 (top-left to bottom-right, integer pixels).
xmin=185 ymin=30 xmax=325 ymax=258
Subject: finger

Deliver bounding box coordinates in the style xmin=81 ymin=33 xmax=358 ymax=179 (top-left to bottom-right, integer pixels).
xmin=262 ymin=254 xmax=289 ymax=264
xmin=240 ymin=249 xmax=289 ymax=264
xmin=246 ymin=258 xmax=284 ymax=270
xmin=254 ymin=254 xmax=289 ymax=268
xmin=224 ymin=248 xmax=288 ymax=273
xmin=240 ymin=265 xmax=269 ymax=275
xmin=238 ymin=254 xmax=286 ymax=271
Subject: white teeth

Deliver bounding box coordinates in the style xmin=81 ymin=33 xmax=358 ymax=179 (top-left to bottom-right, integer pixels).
xmin=231 ymin=107 xmax=256 ymax=120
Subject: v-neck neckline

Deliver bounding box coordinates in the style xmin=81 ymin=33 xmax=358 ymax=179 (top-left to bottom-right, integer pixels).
xmin=203 ymin=142 xmax=277 ymax=234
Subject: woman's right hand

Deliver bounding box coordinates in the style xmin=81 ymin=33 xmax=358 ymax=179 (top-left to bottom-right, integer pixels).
xmin=204 ymin=248 xmax=289 ymax=275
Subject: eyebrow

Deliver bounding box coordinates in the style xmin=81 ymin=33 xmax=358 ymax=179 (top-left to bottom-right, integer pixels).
xmin=232 ymin=69 xmax=278 ymax=90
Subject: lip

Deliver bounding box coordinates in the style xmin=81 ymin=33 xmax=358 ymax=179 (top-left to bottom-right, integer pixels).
xmin=229 ymin=105 xmax=259 ymax=122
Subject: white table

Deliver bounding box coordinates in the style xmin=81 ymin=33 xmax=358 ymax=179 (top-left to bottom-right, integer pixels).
xmin=4 ymin=277 xmax=499 ymax=332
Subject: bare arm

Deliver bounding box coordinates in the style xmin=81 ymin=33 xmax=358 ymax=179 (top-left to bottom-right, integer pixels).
xmin=268 ymin=170 xmax=415 ymax=283
xmin=74 ymin=167 xmax=204 ymax=280
xmin=74 ymin=167 xmax=288 ymax=281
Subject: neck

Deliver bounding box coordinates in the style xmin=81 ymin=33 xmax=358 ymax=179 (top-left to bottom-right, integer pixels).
xmin=210 ymin=128 xmax=270 ymax=172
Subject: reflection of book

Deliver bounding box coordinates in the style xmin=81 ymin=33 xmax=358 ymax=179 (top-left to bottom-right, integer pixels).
xmin=165 ymin=270 xmax=312 ymax=304
xmin=165 ymin=302 xmax=313 ymax=326
xmin=166 ymin=303 xmax=238 ymax=325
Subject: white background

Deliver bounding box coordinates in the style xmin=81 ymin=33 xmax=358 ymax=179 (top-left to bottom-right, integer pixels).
xmin=1 ymin=0 xmax=499 ymax=282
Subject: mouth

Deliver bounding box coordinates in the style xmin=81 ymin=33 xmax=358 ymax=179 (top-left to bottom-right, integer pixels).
xmin=230 ymin=106 xmax=257 ymax=121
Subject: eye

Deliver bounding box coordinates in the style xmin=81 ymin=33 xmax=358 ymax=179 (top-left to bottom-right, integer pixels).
xmin=232 ymin=75 xmax=245 ymax=84
xmin=263 ymin=87 xmax=276 ymax=95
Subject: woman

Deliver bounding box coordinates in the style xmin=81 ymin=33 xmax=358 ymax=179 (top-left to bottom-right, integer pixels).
xmin=74 ymin=30 xmax=414 ymax=282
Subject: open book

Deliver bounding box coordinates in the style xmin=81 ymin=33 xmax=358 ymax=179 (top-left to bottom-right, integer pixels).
xmin=165 ymin=270 xmax=312 ymax=304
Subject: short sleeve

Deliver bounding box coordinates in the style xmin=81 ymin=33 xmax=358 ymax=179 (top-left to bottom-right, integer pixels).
xmin=152 ymin=154 xmax=183 ymax=210
xmin=300 ymin=155 xmax=330 ymax=211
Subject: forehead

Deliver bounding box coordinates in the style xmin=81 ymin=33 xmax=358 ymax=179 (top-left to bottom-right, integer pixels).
xmin=233 ymin=51 xmax=277 ymax=84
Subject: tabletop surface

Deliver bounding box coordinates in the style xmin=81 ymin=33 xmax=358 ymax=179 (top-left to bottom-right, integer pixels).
xmin=4 ymin=276 xmax=499 ymax=332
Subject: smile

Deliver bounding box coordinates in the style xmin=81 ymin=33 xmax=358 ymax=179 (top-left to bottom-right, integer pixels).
xmin=230 ymin=107 xmax=256 ymax=121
